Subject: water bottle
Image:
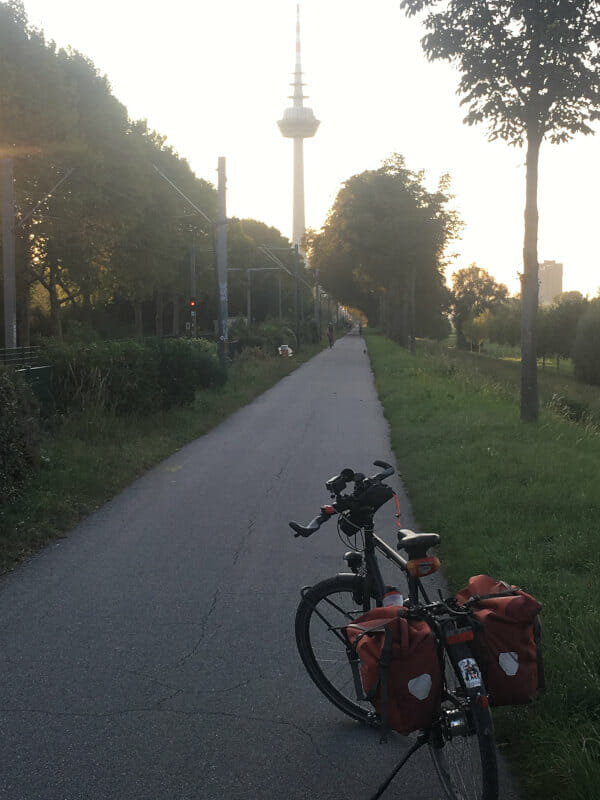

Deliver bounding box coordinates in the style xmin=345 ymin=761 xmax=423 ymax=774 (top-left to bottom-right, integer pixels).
xmin=383 ymin=586 xmax=404 ymax=607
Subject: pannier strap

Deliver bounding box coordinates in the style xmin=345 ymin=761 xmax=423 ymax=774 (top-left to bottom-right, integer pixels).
xmin=376 ymin=627 xmax=394 ymax=743
xmin=466 ymin=589 xmax=518 ymax=605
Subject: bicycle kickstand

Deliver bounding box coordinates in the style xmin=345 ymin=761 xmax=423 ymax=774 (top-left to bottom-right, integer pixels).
xmin=367 ymin=731 xmax=429 ymax=800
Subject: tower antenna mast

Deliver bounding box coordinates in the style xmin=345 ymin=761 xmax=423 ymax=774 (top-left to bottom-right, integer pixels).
xmin=277 ymin=3 xmax=320 ymax=251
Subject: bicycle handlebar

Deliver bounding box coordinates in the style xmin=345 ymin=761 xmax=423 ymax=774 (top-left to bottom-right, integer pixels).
xmin=372 ymin=460 xmax=395 ymax=481
xmin=290 ymin=512 xmax=332 ymax=538
xmin=289 ymin=460 xmax=395 ymax=537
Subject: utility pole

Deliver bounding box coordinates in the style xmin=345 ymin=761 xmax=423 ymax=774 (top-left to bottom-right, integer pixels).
xmin=153 ymin=162 xmax=235 ymax=360
xmin=314 ymin=267 xmax=320 ymax=334
xmin=190 ymin=236 xmax=197 ymax=338
xmin=216 ymin=157 xmax=228 ymax=356
xmin=2 ymin=159 xmax=16 ymax=349
xmin=247 ymin=271 xmax=251 ymax=326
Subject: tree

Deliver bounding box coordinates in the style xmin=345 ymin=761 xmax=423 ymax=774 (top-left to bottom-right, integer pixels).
xmin=450 ymin=265 xmax=508 ymax=348
xmin=401 ymin=0 xmax=600 ymax=420
xmin=545 ymin=290 xmax=588 ymax=365
xmin=462 ymin=312 xmax=488 ymax=352
xmin=573 ymin=299 xmax=600 ymax=385
xmin=308 ymin=155 xmax=458 ymax=344
xmin=486 ymin=298 xmax=522 ymax=347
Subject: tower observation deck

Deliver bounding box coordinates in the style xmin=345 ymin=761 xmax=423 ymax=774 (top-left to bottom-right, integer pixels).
xmin=277 ymin=4 xmax=320 ymax=249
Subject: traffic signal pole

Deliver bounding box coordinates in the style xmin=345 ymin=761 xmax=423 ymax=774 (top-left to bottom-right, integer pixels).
xmin=2 ymin=159 xmax=16 ymax=349
xmin=190 ymin=238 xmax=197 ymax=338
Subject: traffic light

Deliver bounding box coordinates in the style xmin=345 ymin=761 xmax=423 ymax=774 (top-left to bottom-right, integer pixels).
xmin=189 ymin=297 xmax=197 ymax=309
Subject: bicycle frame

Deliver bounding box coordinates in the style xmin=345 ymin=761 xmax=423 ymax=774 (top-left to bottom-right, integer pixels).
xmin=358 ymin=522 xmax=432 ymax=607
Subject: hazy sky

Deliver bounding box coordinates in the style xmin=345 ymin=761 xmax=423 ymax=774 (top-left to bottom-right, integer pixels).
xmin=21 ymin=0 xmax=600 ymax=297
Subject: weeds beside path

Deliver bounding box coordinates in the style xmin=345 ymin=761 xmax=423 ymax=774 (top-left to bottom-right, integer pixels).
xmin=366 ymin=332 xmax=600 ymax=800
xmin=0 ymin=345 xmax=323 ymax=574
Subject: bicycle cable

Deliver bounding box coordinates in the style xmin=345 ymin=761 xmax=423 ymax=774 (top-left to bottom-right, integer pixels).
xmin=336 ymin=515 xmax=364 ymax=551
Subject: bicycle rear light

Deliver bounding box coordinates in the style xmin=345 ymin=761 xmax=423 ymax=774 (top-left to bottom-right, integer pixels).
xmin=406 ymin=556 xmax=441 ymax=578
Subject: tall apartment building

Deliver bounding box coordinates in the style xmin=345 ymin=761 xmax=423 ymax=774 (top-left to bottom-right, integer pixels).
xmin=538 ymin=260 xmax=563 ymax=306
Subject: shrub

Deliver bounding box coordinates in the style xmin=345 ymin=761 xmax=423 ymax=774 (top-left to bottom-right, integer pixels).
xmin=229 ymin=318 xmax=298 ymax=352
xmin=39 ymin=337 xmax=225 ymax=415
xmin=573 ymin=302 xmax=600 ymax=386
xmin=147 ymin=338 xmax=226 ymax=408
xmin=0 ymin=370 xmax=40 ymax=503
xmin=41 ymin=339 xmax=161 ymax=415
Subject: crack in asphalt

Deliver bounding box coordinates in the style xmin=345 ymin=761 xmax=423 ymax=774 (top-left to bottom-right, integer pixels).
xmin=158 ymin=708 xmax=323 ymax=756
xmin=0 ymin=698 xmax=322 ymax=756
xmin=232 ymin=518 xmax=255 ymax=565
xmin=173 ymin=588 xmax=220 ymax=669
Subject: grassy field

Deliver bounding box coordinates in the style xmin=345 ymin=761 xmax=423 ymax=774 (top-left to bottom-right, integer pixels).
xmin=0 ymin=345 xmax=323 ymax=573
xmin=366 ymin=333 xmax=600 ymax=800
xmin=426 ymin=339 xmax=600 ymax=425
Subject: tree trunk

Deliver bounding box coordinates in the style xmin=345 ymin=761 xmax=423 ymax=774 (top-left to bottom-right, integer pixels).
xmin=81 ymin=291 xmax=92 ymax=327
xmin=171 ymin=293 xmax=180 ymax=337
xmin=379 ymin=292 xmax=386 ymax=332
xmin=49 ymin=264 xmax=63 ymax=341
xmin=17 ymin=271 xmax=31 ymax=348
xmin=155 ymin=291 xmax=163 ymax=337
xmin=521 ymin=129 xmax=541 ymax=422
xmin=133 ymin=299 xmax=143 ymax=340
xmin=409 ymin=264 xmax=416 ymax=354
xmin=389 ymin=283 xmax=404 ymax=343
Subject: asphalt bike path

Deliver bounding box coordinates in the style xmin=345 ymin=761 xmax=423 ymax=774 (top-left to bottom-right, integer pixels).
xmin=0 ymin=333 xmax=519 ymax=799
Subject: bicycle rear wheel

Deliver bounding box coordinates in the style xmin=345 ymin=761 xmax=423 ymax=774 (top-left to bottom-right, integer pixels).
xmin=429 ymin=655 xmax=499 ymax=800
xmin=295 ymin=574 xmax=378 ymax=725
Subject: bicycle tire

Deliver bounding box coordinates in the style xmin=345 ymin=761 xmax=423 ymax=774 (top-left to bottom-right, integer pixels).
xmin=295 ymin=574 xmax=378 ymax=725
xmin=429 ymin=656 xmax=499 ymax=800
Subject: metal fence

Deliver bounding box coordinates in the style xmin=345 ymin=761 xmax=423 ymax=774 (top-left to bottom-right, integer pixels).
xmin=0 ymin=346 xmax=40 ymax=368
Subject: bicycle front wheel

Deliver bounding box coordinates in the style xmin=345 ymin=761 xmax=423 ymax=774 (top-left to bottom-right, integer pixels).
xmin=429 ymin=657 xmax=499 ymax=800
xmin=295 ymin=574 xmax=378 ymax=725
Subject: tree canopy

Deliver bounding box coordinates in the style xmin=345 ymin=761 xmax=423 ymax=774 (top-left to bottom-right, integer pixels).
xmin=0 ymin=1 xmax=305 ymax=344
xmin=451 ymin=264 xmax=509 ymax=348
xmin=307 ymin=155 xmax=458 ymax=345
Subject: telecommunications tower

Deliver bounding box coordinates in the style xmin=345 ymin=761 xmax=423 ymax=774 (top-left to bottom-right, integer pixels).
xmin=277 ymin=4 xmax=320 ymax=251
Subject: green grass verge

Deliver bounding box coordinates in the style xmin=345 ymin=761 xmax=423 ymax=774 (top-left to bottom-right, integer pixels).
xmin=366 ymin=332 xmax=600 ymax=800
xmin=426 ymin=339 xmax=600 ymax=425
xmin=0 ymin=344 xmax=323 ymax=573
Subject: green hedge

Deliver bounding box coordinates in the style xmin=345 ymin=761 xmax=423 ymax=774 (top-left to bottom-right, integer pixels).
xmin=0 ymin=370 xmax=40 ymax=503
xmin=40 ymin=337 xmax=226 ymax=415
xmin=229 ymin=318 xmax=322 ymax=351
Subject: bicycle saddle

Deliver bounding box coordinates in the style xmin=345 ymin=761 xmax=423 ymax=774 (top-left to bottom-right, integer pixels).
xmin=397 ymin=528 xmax=440 ymax=556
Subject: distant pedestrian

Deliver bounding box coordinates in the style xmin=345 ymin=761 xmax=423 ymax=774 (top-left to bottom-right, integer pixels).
xmin=327 ymin=322 xmax=335 ymax=348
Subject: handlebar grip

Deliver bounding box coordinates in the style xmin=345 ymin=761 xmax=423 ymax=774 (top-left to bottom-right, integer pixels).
xmin=289 ymin=521 xmax=312 ymax=538
xmin=289 ymin=512 xmax=331 ymax=538
xmin=372 ymin=460 xmax=395 ymax=480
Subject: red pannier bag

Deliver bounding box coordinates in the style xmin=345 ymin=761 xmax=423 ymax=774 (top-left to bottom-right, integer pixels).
xmin=345 ymin=606 xmax=441 ymax=736
xmin=456 ymin=574 xmax=544 ymax=707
